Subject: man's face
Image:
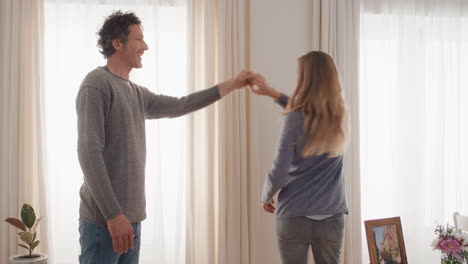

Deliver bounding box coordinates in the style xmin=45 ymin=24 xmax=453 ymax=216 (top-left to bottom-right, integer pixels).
xmin=121 ymin=24 xmax=148 ymax=69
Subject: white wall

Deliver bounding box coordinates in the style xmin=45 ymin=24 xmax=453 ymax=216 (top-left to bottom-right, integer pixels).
xmin=247 ymin=1 xmax=313 ymax=263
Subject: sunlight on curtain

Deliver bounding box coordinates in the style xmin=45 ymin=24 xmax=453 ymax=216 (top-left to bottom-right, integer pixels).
xmin=360 ymin=2 xmax=468 ymax=263
xmin=44 ymin=1 xmax=187 ymax=263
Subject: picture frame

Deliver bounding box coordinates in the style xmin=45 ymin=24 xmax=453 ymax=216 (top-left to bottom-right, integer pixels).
xmin=364 ymin=217 xmax=408 ymax=264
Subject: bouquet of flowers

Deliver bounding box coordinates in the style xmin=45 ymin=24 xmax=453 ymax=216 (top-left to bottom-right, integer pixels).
xmin=431 ymin=224 xmax=468 ymax=264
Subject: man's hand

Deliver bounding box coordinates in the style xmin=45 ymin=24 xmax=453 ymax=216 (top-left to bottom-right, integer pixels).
xmin=218 ymin=70 xmax=256 ymax=97
xmin=232 ymin=70 xmax=256 ymax=90
xmin=107 ymin=214 xmax=134 ymax=254
xmin=250 ymin=74 xmax=281 ymax=100
xmin=263 ymin=199 xmax=276 ymax=214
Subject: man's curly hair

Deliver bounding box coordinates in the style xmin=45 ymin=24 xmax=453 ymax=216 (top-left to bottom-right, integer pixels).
xmin=97 ymin=11 xmax=141 ymax=58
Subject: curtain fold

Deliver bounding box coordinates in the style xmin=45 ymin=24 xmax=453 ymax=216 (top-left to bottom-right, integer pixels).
xmin=0 ymin=0 xmax=50 ymax=263
xmin=310 ymin=1 xmax=362 ymax=263
xmin=186 ymin=0 xmax=250 ymax=263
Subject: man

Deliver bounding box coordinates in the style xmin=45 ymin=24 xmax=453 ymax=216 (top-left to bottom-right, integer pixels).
xmin=76 ymin=11 xmax=253 ymax=263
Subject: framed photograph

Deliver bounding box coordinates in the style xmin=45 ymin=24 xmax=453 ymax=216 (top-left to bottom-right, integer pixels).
xmin=364 ymin=217 xmax=408 ymax=264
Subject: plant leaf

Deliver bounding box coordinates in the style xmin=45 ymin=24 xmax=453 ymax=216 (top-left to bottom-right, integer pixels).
xmin=31 ymin=216 xmax=42 ymax=232
xmin=31 ymin=240 xmax=40 ymax=252
xmin=21 ymin=204 xmax=36 ymax=229
xmin=4 ymin=218 xmax=27 ymax=231
xmin=17 ymin=244 xmax=29 ymax=250
xmin=32 ymin=231 xmax=37 ymax=242
xmin=20 ymin=231 xmax=33 ymax=244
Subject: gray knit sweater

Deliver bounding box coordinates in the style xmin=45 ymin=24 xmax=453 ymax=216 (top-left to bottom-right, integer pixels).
xmin=76 ymin=66 xmax=221 ymax=226
xmin=262 ymin=94 xmax=348 ymax=218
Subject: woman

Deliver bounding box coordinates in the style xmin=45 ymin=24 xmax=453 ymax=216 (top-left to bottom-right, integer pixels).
xmin=252 ymin=51 xmax=349 ymax=264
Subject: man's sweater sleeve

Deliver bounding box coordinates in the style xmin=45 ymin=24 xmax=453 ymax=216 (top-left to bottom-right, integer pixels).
xmin=142 ymin=86 xmax=221 ymax=119
xmin=76 ymin=86 xmax=122 ymax=220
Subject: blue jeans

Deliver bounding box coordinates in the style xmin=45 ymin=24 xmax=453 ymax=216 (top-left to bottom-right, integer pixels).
xmin=276 ymin=214 xmax=344 ymax=264
xmin=79 ymin=220 xmax=141 ymax=264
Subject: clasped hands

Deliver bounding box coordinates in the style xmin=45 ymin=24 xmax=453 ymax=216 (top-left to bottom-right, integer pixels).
xmin=219 ymin=70 xmax=281 ymax=100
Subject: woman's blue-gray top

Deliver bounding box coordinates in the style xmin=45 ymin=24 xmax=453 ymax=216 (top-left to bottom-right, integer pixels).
xmin=261 ymin=94 xmax=348 ymax=218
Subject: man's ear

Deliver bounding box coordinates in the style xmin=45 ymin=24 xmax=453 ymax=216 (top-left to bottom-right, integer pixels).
xmin=112 ymin=38 xmax=123 ymax=52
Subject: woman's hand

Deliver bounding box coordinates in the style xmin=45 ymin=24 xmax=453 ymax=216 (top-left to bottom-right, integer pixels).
xmin=250 ymin=74 xmax=281 ymax=100
xmin=263 ymin=199 xmax=276 ymax=214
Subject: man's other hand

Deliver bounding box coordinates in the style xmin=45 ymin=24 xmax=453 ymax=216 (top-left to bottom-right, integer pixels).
xmin=107 ymin=214 xmax=134 ymax=254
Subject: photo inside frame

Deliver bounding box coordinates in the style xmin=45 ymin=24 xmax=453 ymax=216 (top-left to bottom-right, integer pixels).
xmin=373 ymin=225 xmax=402 ymax=264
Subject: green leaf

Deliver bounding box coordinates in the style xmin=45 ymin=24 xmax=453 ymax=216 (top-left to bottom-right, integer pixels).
xmin=17 ymin=244 xmax=29 ymax=250
xmin=19 ymin=231 xmax=33 ymax=244
xmin=31 ymin=216 xmax=43 ymax=232
xmin=4 ymin=218 xmax=27 ymax=231
xmin=32 ymin=231 xmax=37 ymax=242
xmin=31 ymin=240 xmax=40 ymax=252
xmin=21 ymin=204 xmax=36 ymax=229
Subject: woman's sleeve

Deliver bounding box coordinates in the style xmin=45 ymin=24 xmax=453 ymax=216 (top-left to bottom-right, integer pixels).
xmin=261 ymin=113 xmax=300 ymax=204
xmin=275 ymin=93 xmax=289 ymax=109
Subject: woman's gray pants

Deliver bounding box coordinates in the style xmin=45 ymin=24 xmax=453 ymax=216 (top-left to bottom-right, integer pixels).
xmin=276 ymin=214 xmax=344 ymax=264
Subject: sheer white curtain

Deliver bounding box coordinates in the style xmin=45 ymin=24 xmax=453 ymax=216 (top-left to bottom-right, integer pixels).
xmin=0 ymin=1 xmax=51 ymax=263
xmin=360 ymin=0 xmax=468 ymax=262
xmin=43 ymin=1 xmax=188 ymax=263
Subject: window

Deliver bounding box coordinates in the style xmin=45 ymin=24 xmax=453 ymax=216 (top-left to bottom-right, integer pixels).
xmin=360 ymin=9 xmax=468 ymax=263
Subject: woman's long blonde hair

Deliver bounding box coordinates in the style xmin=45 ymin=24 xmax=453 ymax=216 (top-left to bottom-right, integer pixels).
xmin=286 ymin=51 xmax=349 ymax=158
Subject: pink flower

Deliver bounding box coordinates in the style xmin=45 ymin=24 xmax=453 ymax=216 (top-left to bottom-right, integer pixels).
xmin=432 ymin=224 xmax=468 ymax=263
xmin=439 ymin=238 xmax=462 ymax=257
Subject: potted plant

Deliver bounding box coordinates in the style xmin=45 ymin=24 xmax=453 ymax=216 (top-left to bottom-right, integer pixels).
xmin=4 ymin=203 xmax=48 ymax=264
